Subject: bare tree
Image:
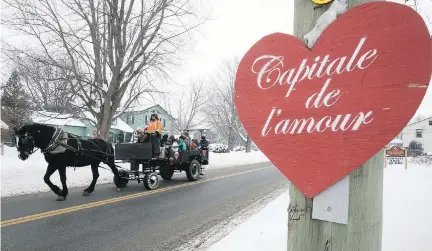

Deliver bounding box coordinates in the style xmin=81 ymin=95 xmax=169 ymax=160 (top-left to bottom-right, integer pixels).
xmin=164 ymin=79 xmax=209 ymax=132
xmin=10 ymin=54 xmax=82 ymax=114
xmin=204 ymin=59 xmax=244 ymax=151
xmin=2 ymin=0 xmax=207 ymax=139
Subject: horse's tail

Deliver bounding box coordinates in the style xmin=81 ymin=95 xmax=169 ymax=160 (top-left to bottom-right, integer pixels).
xmin=105 ymin=141 xmax=116 ymax=165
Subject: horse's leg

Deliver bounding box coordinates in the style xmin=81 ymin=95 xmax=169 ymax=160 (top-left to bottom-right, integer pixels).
xmin=43 ymin=164 xmax=61 ymax=197
xmin=57 ymin=165 xmax=68 ymax=201
xmin=82 ymin=163 xmax=100 ymax=196
xmin=106 ymin=156 xmax=122 ymax=191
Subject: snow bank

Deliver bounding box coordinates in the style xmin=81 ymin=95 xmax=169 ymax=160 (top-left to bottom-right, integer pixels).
xmin=206 ymin=162 xmax=432 ymax=251
xmin=382 ymin=163 xmax=432 ymax=251
xmin=207 ymin=150 xmax=269 ymax=170
xmin=0 ymin=146 xmax=270 ymax=197
xmin=208 ymin=191 xmax=289 ymax=251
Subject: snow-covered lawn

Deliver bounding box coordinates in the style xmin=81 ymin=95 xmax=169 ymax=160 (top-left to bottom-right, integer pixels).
xmin=203 ymin=160 xmax=432 ymax=251
xmin=0 ymin=146 xmax=269 ymax=197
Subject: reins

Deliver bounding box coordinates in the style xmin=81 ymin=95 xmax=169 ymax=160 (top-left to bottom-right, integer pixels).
xmin=17 ymin=125 xmax=126 ymax=172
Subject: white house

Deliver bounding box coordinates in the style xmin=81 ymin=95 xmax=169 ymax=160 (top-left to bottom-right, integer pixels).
xmin=393 ymin=117 xmax=432 ymax=154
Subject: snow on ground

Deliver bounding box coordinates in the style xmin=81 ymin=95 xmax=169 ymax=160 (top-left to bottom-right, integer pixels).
xmin=0 ymin=146 xmax=269 ymax=197
xmin=208 ymin=190 xmax=289 ymax=251
xmin=186 ymin=159 xmax=432 ymax=251
xmin=206 ymin=150 xmax=269 ymax=169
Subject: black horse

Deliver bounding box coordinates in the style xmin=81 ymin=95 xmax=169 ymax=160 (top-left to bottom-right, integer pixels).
xmin=14 ymin=123 xmax=122 ymax=201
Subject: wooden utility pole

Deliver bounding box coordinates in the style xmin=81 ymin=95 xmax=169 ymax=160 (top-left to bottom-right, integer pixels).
xmin=288 ymin=1 xmax=384 ymax=251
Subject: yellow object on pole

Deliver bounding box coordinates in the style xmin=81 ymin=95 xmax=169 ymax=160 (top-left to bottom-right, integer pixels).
xmin=312 ymin=0 xmax=333 ymax=4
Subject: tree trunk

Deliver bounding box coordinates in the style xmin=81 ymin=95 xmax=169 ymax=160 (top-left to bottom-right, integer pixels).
xmin=97 ymin=103 xmax=114 ymax=140
xmin=245 ymin=135 xmax=252 ymax=153
xmin=227 ymin=137 xmax=234 ymax=152
xmin=288 ymin=1 xmax=384 ymax=251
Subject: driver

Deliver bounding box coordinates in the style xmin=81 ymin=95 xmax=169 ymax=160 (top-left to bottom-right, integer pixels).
xmin=146 ymin=113 xmax=164 ymax=158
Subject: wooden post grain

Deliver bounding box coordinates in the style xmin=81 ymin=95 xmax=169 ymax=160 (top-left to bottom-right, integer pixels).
xmin=288 ymin=1 xmax=384 ymax=251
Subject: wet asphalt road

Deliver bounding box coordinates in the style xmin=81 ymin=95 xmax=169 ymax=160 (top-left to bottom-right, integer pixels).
xmin=1 ymin=163 xmax=288 ymax=251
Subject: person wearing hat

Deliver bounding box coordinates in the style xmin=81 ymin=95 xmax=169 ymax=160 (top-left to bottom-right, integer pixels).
xmin=146 ymin=113 xmax=164 ymax=158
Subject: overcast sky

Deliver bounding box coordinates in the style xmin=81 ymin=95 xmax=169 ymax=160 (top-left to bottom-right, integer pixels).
xmin=1 ymin=0 xmax=431 ymax=118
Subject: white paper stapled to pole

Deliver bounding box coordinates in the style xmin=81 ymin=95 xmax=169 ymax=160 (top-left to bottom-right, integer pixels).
xmin=312 ymin=176 xmax=349 ymax=224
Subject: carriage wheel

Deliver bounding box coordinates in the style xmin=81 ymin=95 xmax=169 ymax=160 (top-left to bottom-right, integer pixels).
xmin=186 ymin=159 xmax=201 ymax=181
xmin=114 ymin=169 xmax=129 ymax=188
xmin=159 ymin=164 xmax=174 ymax=180
xmin=144 ymin=172 xmax=160 ymax=190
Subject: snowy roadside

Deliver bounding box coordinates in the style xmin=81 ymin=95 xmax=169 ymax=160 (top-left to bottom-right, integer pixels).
xmin=195 ymin=160 xmax=432 ymax=251
xmin=174 ymin=185 xmax=289 ymax=251
xmin=0 ymin=146 xmax=269 ymax=198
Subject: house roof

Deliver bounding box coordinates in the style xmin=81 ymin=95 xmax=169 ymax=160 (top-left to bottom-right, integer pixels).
xmin=81 ymin=111 xmax=134 ymax=133
xmin=407 ymin=116 xmax=432 ymax=126
xmin=112 ymin=118 xmax=134 ymax=133
xmin=31 ymin=111 xmax=87 ymax=128
xmin=390 ymin=138 xmax=403 ymax=144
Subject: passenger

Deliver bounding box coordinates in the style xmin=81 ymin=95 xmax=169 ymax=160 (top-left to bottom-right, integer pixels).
xmin=200 ymin=136 xmax=209 ymax=150
xmin=167 ymin=135 xmax=176 ymax=145
xmin=178 ymin=135 xmax=187 ymax=152
xmin=182 ymin=131 xmax=195 ymax=150
xmin=161 ymin=134 xmax=169 ymax=147
xmin=190 ymin=139 xmax=198 ymax=149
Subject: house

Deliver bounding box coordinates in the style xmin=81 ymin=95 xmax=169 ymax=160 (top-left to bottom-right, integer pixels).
xmin=1 ymin=107 xmax=14 ymax=144
xmin=120 ymin=105 xmax=176 ymax=135
xmin=391 ymin=117 xmax=432 ymax=154
xmin=31 ymin=111 xmax=134 ymax=143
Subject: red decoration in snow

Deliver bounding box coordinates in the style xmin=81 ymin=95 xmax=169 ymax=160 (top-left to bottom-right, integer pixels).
xmin=386 ymin=146 xmax=405 ymax=157
xmin=235 ymin=2 xmax=431 ymax=198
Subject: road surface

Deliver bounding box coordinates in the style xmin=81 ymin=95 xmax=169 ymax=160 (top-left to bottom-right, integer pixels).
xmin=1 ymin=162 xmax=288 ymax=251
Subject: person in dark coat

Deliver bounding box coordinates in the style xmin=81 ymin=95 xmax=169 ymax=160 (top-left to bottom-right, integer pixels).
xmin=200 ymin=136 xmax=209 ymax=150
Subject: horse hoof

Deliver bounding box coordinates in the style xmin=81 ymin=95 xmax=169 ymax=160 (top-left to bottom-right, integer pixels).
xmin=115 ymin=187 xmax=122 ymax=192
xmin=82 ymin=191 xmax=90 ymax=196
xmin=57 ymin=196 xmax=66 ymax=201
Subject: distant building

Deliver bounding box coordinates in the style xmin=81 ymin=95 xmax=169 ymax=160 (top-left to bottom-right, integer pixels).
xmin=31 ymin=111 xmax=134 ymax=143
xmin=390 ymin=117 xmax=432 ymax=154
xmin=120 ymin=104 xmax=176 ymax=135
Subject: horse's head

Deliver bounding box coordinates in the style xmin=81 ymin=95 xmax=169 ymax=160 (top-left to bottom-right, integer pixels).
xmin=14 ymin=125 xmax=36 ymax=160
xmin=14 ymin=123 xmax=56 ymax=160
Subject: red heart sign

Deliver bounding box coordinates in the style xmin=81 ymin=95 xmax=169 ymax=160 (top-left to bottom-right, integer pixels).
xmin=235 ymin=2 xmax=431 ymax=198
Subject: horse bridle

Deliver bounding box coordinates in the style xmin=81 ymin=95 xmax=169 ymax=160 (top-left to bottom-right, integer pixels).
xmin=16 ymin=133 xmax=39 ymax=159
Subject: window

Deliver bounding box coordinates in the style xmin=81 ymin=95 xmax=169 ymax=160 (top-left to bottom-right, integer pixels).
xmin=112 ymin=119 xmax=117 ymax=126
xmin=416 ymin=129 xmax=423 ymax=138
xmin=125 ymin=132 xmax=132 ymax=142
xmin=429 ymin=120 xmax=432 ymax=126
xmin=163 ymin=119 xmax=166 ymax=127
xmin=127 ymin=115 xmax=134 ymax=125
xmin=145 ymin=115 xmax=148 ymax=124
xmin=108 ymin=132 xmax=115 ymax=143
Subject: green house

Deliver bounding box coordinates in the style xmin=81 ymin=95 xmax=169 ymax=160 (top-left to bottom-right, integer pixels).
xmin=31 ymin=111 xmax=134 ymax=143
xmin=120 ymin=104 xmax=176 ymax=135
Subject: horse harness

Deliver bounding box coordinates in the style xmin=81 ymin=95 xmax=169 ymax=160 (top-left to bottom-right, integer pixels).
xmin=29 ymin=127 xmax=116 ymax=171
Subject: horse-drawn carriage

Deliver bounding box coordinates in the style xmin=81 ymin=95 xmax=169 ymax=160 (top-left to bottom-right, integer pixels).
xmin=113 ymin=129 xmax=210 ymax=190
xmin=14 ymin=123 xmax=210 ymax=201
